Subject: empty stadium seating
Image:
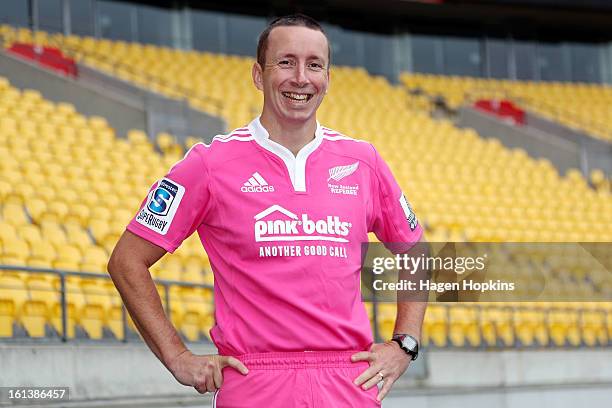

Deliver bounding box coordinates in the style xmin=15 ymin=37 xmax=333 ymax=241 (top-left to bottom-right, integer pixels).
xmin=0 ymin=74 xmax=214 ymax=341
xmin=400 ymin=72 xmax=612 ymax=142
xmin=0 ymin=24 xmax=610 ymax=347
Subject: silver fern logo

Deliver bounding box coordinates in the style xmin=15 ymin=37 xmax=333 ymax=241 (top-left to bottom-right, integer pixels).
xmin=327 ymin=162 xmax=360 ymax=196
xmin=328 ymin=162 xmax=359 ymax=182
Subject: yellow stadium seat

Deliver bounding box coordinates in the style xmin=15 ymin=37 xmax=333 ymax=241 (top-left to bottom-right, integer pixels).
xmin=2 ymin=239 xmax=30 ymax=265
xmin=0 ymin=272 xmax=48 ymax=337
xmin=25 ymin=199 xmax=47 ymax=223
xmin=0 ymin=222 xmax=18 ymax=243
xmin=90 ymin=207 xmax=111 ymax=221
xmin=514 ymin=307 xmax=548 ymax=347
xmin=105 ymin=293 xmax=126 ymax=340
xmin=65 ymin=224 xmax=93 ymax=252
xmin=80 ymin=246 xmax=108 ymax=273
xmin=65 ymin=203 xmax=91 ymax=227
xmin=549 ymin=307 xmax=575 ymax=347
xmin=2 ymin=203 xmax=29 ymax=226
xmin=0 ymin=180 xmax=12 ymax=202
xmin=11 ymin=183 xmax=36 ymax=205
xmin=17 ymin=224 xmax=42 ymax=246
xmin=127 ymin=129 xmax=148 ymax=144
xmin=21 ymin=298 xmax=49 ymax=338
xmin=0 ymin=296 xmax=15 ymax=337
xmin=177 ymin=289 xmax=210 ymax=342
xmin=49 ymin=280 xmax=80 ymax=339
xmin=0 ymin=273 xmax=29 ymax=337
xmin=89 ymin=218 xmax=110 ymax=243
xmin=28 ymin=240 xmax=57 ymax=268
xmin=182 ymin=267 xmax=204 ymax=284
xmin=41 ymin=222 xmax=68 ymax=246
xmin=483 ymin=306 xmax=515 ymax=347
xmin=581 ymin=308 xmax=607 ymax=347
xmin=78 ymin=279 xmax=110 ymax=340
xmin=53 ymin=245 xmax=82 ymax=271
xmin=449 ymin=305 xmax=481 ymax=347
xmin=423 ymin=305 xmax=448 ymax=347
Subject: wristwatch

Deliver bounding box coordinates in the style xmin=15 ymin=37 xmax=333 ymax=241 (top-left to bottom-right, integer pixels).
xmin=391 ymin=334 xmax=419 ymax=361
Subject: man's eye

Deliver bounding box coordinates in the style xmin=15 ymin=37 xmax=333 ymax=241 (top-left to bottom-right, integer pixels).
xmin=309 ymin=63 xmax=324 ymax=70
xmin=278 ymin=60 xmax=292 ymax=66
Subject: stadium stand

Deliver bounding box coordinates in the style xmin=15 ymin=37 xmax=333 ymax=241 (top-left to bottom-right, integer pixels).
xmin=0 ymin=74 xmax=214 ymax=341
xmin=400 ymin=72 xmax=612 ymax=143
xmin=0 ymin=25 xmax=611 ymax=348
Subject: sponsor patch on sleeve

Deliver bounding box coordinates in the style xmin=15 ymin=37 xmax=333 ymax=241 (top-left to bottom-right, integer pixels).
xmin=399 ymin=194 xmax=418 ymax=231
xmin=135 ymin=178 xmax=185 ymax=235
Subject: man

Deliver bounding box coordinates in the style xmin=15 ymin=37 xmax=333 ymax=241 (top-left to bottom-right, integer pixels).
xmin=108 ymin=14 xmax=426 ymax=407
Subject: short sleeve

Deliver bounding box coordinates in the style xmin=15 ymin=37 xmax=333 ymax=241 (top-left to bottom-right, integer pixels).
xmin=369 ymin=146 xmax=423 ymax=253
xmin=126 ymin=144 xmax=211 ymax=253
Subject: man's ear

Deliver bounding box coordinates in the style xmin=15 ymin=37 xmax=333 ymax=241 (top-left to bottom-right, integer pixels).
xmin=325 ymin=68 xmax=331 ymax=94
xmin=252 ymin=62 xmax=263 ymax=91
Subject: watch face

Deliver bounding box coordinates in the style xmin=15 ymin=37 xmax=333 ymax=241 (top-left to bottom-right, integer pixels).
xmin=403 ymin=336 xmax=418 ymax=351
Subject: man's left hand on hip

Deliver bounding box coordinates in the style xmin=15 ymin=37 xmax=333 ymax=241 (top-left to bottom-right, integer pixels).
xmin=351 ymin=341 xmax=411 ymax=401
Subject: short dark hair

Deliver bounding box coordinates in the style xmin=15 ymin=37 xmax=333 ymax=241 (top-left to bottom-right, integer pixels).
xmin=256 ymin=13 xmax=330 ymax=68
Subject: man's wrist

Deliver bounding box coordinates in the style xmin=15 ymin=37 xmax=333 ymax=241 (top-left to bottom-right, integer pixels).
xmin=165 ymin=348 xmax=191 ymax=372
xmin=391 ymin=333 xmax=419 ymax=360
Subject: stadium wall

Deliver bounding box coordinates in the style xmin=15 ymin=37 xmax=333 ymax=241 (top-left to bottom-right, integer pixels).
xmin=2 ymin=344 xmax=611 ymax=407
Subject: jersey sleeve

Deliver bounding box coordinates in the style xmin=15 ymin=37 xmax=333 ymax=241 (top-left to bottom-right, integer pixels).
xmin=126 ymin=144 xmax=212 ymax=253
xmin=369 ymin=145 xmax=423 ymax=254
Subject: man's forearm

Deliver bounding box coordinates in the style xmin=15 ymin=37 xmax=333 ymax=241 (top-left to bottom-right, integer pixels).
xmin=393 ymin=301 xmax=426 ymax=341
xmin=109 ymin=260 xmax=187 ymax=369
xmin=393 ymin=237 xmax=429 ymax=340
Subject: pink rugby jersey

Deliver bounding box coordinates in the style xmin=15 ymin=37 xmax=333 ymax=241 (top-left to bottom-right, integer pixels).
xmin=127 ymin=117 xmax=423 ymax=356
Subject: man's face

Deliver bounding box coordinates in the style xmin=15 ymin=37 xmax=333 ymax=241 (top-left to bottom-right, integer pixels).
xmin=253 ymin=26 xmax=330 ymax=125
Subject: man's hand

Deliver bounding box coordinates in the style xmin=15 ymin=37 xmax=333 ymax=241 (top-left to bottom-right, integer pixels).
xmin=168 ymin=350 xmax=249 ymax=393
xmin=351 ymin=341 xmax=411 ymax=401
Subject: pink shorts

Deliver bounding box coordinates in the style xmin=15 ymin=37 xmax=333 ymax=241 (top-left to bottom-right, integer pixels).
xmin=213 ymin=351 xmax=381 ymax=407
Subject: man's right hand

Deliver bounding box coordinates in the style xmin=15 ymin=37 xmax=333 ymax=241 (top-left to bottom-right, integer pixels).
xmin=168 ymin=350 xmax=249 ymax=393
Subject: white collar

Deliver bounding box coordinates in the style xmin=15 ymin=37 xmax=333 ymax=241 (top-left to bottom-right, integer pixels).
xmin=248 ymin=116 xmax=324 ymax=192
xmin=249 ymin=116 xmax=323 ymax=144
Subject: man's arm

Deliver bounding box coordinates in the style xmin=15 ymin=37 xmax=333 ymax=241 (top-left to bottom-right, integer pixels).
xmin=107 ymin=230 xmax=186 ymax=367
xmin=393 ymin=235 xmax=429 ymax=341
xmin=107 ymin=230 xmax=248 ymax=393
xmin=353 ymin=235 xmax=429 ymax=401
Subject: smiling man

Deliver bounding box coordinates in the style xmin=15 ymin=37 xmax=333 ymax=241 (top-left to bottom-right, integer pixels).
xmin=108 ymin=14 xmax=426 ymax=407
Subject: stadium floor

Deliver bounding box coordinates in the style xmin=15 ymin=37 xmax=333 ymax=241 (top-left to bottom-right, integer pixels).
xmin=15 ymin=382 xmax=612 ymax=408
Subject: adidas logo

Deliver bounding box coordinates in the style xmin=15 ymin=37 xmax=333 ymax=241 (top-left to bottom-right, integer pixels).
xmin=241 ymin=172 xmax=275 ymax=193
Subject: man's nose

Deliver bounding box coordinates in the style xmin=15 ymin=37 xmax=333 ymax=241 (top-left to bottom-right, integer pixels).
xmin=292 ymin=64 xmax=308 ymax=86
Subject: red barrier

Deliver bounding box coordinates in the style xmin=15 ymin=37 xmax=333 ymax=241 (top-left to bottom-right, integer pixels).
xmin=474 ymin=99 xmax=525 ymax=125
xmin=8 ymin=43 xmax=78 ymax=78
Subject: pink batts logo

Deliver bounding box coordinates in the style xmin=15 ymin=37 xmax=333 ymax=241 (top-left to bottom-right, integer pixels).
xmin=254 ymin=205 xmax=352 ymax=243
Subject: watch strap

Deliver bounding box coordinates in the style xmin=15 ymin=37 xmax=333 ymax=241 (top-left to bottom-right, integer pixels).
xmin=392 ymin=334 xmax=419 ymax=361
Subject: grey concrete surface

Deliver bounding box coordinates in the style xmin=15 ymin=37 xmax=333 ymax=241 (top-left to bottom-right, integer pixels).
xmin=2 ymin=343 xmax=611 ymax=407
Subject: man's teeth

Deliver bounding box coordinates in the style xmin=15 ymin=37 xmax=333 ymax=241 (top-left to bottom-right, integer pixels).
xmin=282 ymin=92 xmax=311 ymax=101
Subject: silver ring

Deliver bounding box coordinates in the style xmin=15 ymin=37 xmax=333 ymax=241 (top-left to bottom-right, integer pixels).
xmin=376 ymin=371 xmax=384 ymax=381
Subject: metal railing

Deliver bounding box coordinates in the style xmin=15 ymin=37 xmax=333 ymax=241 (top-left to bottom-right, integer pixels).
xmin=0 ymin=265 xmax=213 ymax=343
xmin=1 ymin=266 xmax=609 ymax=348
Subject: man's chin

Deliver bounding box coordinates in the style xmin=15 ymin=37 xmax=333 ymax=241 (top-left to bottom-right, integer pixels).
xmin=279 ymin=110 xmax=315 ymax=124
